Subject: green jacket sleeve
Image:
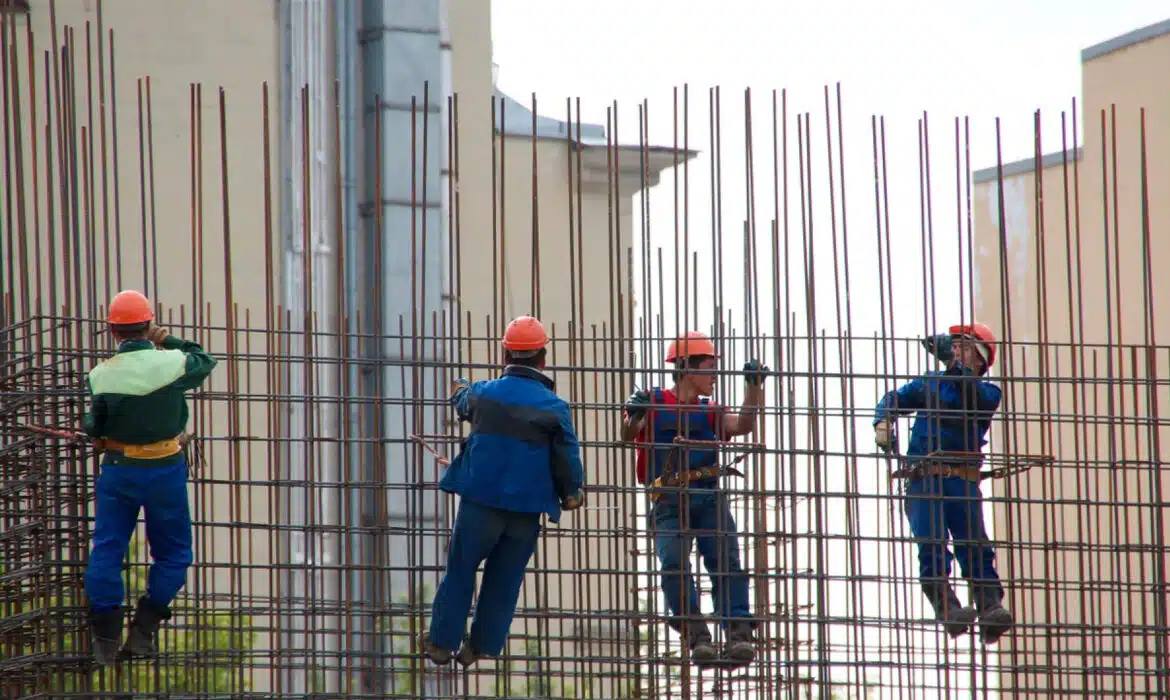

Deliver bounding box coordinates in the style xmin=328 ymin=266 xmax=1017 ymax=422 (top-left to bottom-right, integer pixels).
xmin=81 ymin=377 xmax=105 ymax=437
xmin=160 ymin=335 xmax=218 ymax=391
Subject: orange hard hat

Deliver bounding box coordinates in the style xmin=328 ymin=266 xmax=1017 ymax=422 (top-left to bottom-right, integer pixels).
xmin=107 ymin=290 xmax=155 ymax=326
xmin=665 ymin=331 xmax=718 ymax=363
xmin=949 ymin=321 xmax=997 ymax=369
xmin=502 ymin=315 xmax=549 ymax=353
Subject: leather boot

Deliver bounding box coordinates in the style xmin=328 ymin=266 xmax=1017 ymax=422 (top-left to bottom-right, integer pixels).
xmin=921 ymin=580 xmax=978 ymax=639
xmin=419 ymin=632 xmax=453 ymax=665
xmin=681 ymin=620 xmax=718 ymax=667
xmin=89 ymin=608 xmax=123 ymax=666
xmin=456 ymin=638 xmax=494 ymax=668
xmin=120 ymin=597 xmax=171 ymax=658
xmin=722 ymin=620 xmax=756 ymax=666
xmin=971 ymin=583 xmax=1014 ymax=646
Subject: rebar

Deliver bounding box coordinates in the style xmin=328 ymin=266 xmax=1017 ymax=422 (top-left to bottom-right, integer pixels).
xmin=1 ymin=8 xmax=1168 ymax=700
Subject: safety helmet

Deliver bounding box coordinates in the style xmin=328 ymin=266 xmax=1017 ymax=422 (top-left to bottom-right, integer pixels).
xmin=665 ymin=331 xmax=718 ymax=363
xmin=107 ymin=290 xmax=155 ymax=326
xmin=502 ymin=315 xmax=549 ymax=356
xmin=949 ymin=322 xmax=996 ymax=370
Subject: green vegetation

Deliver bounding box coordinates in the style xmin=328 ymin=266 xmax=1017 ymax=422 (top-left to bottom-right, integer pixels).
xmin=9 ymin=536 xmax=255 ymax=694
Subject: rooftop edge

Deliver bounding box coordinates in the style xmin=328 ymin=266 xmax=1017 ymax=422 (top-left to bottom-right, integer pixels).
xmin=1082 ymin=17 xmax=1170 ymax=62
xmin=972 ymin=147 xmax=1083 ymax=184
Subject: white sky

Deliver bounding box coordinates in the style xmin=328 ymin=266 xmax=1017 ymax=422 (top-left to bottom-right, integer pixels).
xmin=491 ymin=3 xmax=1168 ymax=698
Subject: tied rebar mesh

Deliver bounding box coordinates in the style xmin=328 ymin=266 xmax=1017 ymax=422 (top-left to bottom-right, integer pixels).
xmin=2 ymin=5 xmax=1169 ymax=700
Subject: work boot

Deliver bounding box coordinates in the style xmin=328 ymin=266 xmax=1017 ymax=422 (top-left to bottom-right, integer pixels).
xmin=921 ymin=580 xmax=978 ymax=639
xmin=419 ymin=632 xmax=454 ymax=665
xmin=455 ymin=640 xmax=486 ymax=668
xmin=722 ymin=620 xmax=756 ymax=667
xmin=120 ymin=597 xmax=171 ymax=658
xmin=681 ymin=621 xmax=718 ymax=667
xmin=971 ymin=585 xmax=1014 ymax=645
xmin=89 ymin=609 xmax=123 ymax=666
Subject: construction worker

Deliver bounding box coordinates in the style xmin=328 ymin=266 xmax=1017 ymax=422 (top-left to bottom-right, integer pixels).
xmin=622 ymin=331 xmax=768 ymax=668
xmin=81 ymin=290 xmax=217 ymax=664
xmin=873 ymin=322 xmax=1014 ymax=645
xmin=423 ymin=315 xmax=586 ymax=667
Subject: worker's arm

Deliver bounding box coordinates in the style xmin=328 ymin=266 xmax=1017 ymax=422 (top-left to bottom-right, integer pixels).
xmin=449 ymin=379 xmax=481 ymax=422
xmin=80 ymin=378 xmax=105 ymax=438
xmin=873 ymin=376 xmax=928 ymax=426
xmin=621 ymin=389 xmax=651 ymax=441
xmin=156 ymin=331 xmax=218 ymax=391
xmin=551 ymin=401 xmax=586 ymax=500
xmin=723 ymin=360 xmax=769 ymax=437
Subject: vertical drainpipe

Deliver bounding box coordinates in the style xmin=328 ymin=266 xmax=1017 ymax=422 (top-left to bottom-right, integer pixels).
xmin=358 ymin=0 xmax=444 ymax=692
xmin=281 ymin=0 xmax=338 ymax=692
xmin=335 ymin=0 xmax=378 ymax=691
xmin=277 ymin=0 xmax=302 ymax=694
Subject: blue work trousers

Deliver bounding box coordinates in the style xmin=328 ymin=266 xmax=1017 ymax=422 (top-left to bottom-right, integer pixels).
xmin=84 ymin=460 xmax=194 ymax=614
xmin=652 ymin=492 xmax=751 ymax=628
xmin=429 ymin=499 xmax=541 ymax=656
xmin=903 ymin=475 xmax=1003 ymax=603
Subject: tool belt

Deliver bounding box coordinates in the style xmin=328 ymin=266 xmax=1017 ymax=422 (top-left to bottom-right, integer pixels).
xmin=891 ymin=461 xmax=982 ymax=482
xmin=97 ymin=436 xmax=185 ymax=460
xmin=648 ymin=466 xmax=742 ymax=503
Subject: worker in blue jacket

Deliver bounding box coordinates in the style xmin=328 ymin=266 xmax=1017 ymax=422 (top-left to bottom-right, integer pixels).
xmin=873 ymin=322 xmax=1014 ymax=645
xmin=423 ymin=315 xmax=586 ymax=667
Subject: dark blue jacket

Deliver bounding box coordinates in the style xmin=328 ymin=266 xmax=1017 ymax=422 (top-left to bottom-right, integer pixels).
xmin=440 ymin=365 xmax=585 ymax=523
xmin=873 ymin=364 xmax=1002 ymax=459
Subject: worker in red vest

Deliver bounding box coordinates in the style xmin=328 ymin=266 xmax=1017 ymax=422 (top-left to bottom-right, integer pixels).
xmin=622 ymin=331 xmax=768 ymax=668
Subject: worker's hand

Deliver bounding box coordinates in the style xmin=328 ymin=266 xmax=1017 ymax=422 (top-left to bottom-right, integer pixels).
xmin=945 ymin=360 xmax=976 ymax=377
xmin=561 ymin=488 xmax=586 ymax=512
xmin=449 ymin=377 xmax=470 ymax=398
xmin=145 ymin=324 xmax=170 ymax=346
xmin=625 ymin=390 xmax=651 ymax=420
xmin=874 ymin=420 xmax=895 ymax=451
xmin=742 ymin=360 xmax=769 ymax=386
xmin=922 ymin=333 xmax=954 ymax=363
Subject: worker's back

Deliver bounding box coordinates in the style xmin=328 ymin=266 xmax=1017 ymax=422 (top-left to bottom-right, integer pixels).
xmin=85 ymin=337 xmax=217 ymax=456
xmin=440 ymin=365 xmax=581 ymax=521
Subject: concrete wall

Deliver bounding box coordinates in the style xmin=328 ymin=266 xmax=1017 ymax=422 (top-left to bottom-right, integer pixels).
xmin=972 ymin=22 xmax=1170 ymax=699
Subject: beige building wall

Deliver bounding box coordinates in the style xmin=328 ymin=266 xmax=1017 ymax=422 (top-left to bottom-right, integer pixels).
xmin=971 ymin=18 xmax=1170 ymax=699
xmin=9 ymin=0 xmax=283 ymax=690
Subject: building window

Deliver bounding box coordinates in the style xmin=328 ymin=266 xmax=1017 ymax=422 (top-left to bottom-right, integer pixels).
xmin=0 ymin=0 xmax=31 ymax=13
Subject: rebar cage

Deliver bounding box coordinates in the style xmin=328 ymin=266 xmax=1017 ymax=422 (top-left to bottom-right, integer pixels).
xmin=2 ymin=5 xmax=1168 ymax=700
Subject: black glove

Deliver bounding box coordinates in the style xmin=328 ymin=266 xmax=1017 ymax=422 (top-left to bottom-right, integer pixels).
xmin=562 ymin=488 xmax=586 ymax=511
xmin=625 ymin=390 xmax=651 ymax=420
xmin=922 ymin=333 xmax=955 ymax=363
xmin=743 ymin=360 xmax=770 ymax=386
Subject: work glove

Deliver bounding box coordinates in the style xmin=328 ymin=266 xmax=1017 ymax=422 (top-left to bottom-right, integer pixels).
xmin=874 ymin=420 xmax=895 ymax=451
xmin=625 ymin=389 xmax=652 ymax=420
xmin=562 ymin=488 xmax=586 ymax=512
xmin=146 ymin=324 xmax=170 ymax=346
xmin=742 ymin=359 xmax=770 ymax=386
xmin=449 ymin=377 xmax=470 ymax=399
xmin=945 ymin=360 xmax=976 ymax=377
xmin=921 ymin=333 xmax=954 ymax=364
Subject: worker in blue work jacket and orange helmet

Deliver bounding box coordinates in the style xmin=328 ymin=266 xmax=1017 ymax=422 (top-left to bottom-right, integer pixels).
xmin=622 ymin=331 xmax=768 ymax=668
xmin=424 ymin=315 xmax=586 ymax=668
xmin=873 ymin=322 xmax=1014 ymax=645
xmin=82 ymin=290 xmax=218 ymax=664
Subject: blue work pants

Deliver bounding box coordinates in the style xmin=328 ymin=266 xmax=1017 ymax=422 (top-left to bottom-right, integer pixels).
xmin=84 ymin=460 xmax=194 ymax=614
xmin=903 ymin=475 xmax=1003 ymax=604
xmin=429 ymin=499 xmax=541 ymax=656
xmin=652 ymin=491 xmax=751 ymax=628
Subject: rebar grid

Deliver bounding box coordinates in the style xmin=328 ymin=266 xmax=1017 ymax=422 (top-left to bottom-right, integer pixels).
xmin=2 ymin=6 xmax=1168 ymax=700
